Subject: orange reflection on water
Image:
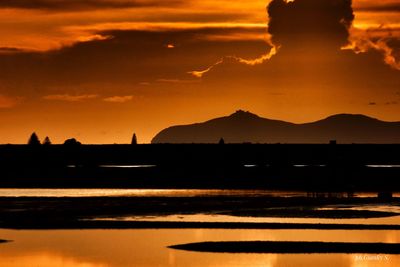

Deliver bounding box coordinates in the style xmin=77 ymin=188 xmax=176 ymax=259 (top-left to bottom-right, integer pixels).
xmin=0 ymin=252 xmax=106 ymax=267
xmin=105 ymin=212 xmax=400 ymax=225
xmin=1 ymin=229 xmax=400 ymax=267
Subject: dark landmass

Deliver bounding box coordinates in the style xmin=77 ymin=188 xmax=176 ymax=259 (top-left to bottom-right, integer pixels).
xmin=0 ymin=239 xmax=10 ymax=243
xmin=169 ymin=241 xmax=400 ymax=254
xmin=0 ymin=196 xmax=399 ymax=229
xmin=0 ymin=143 xmax=400 ymax=191
xmin=152 ymin=111 xmax=400 ymax=144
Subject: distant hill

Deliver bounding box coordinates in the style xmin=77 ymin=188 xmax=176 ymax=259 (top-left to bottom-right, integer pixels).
xmin=151 ymin=110 xmax=400 ymax=144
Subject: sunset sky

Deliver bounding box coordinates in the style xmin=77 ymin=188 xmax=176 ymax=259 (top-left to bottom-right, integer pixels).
xmin=1 ymin=0 xmax=400 ymax=144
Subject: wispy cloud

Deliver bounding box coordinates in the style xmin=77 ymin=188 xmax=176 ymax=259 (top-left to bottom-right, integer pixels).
xmin=156 ymin=79 xmax=199 ymax=84
xmin=103 ymin=95 xmax=134 ymax=103
xmin=188 ymin=58 xmax=224 ymax=78
xmin=0 ymin=95 xmax=21 ymax=108
xmin=0 ymin=0 xmax=266 ymax=52
xmin=355 ymin=3 xmax=400 ymax=13
xmin=345 ymin=27 xmax=400 ymax=71
xmin=188 ymin=46 xmax=278 ymax=78
xmin=43 ymin=94 xmax=98 ymax=102
xmin=0 ymin=0 xmax=183 ymax=11
xmin=0 ymin=47 xmax=25 ymax=54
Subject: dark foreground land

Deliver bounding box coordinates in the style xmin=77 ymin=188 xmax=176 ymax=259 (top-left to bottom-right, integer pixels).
xmin=1 ymin=143 xmax=400 ymax=231
xmin=169 ymin=241 xmax=400 ymax=254
xmin=0 ymin=195 xmax=399 ymax=229
xmin=0 ymin=144 xmax=400 ymax=191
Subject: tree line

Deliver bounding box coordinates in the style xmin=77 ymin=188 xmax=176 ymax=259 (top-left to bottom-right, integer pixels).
xmin=27 ymin=132 xmax=139 ymax=145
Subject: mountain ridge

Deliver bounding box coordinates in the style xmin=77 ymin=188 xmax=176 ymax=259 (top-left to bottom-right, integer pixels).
xmin=151 ymin=110 xmax=400 ymax=144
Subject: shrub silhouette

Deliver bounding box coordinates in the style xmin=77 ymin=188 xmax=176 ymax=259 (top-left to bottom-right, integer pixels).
xmin=63 ymin=138 xmax=81 ymax=146
xmin=43 ymin=136 xmax=52 ymax=145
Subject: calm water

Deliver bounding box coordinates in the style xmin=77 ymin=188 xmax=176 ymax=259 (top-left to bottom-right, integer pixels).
xmin=0 ymin=189 xmax=396 ymax=198
xmin=0 ymin=189 xmax=306 ymax=197
xmin=2 ymin=189 xmax=400 ymax=266
xmin=100 ymin=210 xmax=400 ymax=225
xmin=1 ymin=229 xmax=400 ymax=267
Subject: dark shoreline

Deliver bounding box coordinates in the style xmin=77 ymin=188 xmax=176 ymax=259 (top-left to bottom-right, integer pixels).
xmin=1 ymin=144 xmax=400 ymax=191
xmin=168 ymin=241 xmax=400 ymax=254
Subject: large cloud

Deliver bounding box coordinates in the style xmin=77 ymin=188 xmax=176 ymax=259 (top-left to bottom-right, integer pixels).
xmin=267 ymin=0 xmax=354 ymax=50
xmin=190 ymin=0 xmax=400 ymax=114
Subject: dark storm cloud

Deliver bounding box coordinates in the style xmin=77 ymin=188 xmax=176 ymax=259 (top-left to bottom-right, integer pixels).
xmin=0 ymin=0 xmax=183 ymax=10
xmin=195 ymin=0 xmax=400 ymax=99
xmin=267 ymin=0 xmax=354 ymax=49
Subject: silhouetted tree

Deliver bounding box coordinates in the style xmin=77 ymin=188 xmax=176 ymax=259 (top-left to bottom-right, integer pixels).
xmin=131 ymin=133 xmax=137 ymax=145
xmin=63 ymin=138 xmax=81 ymax=146
xmin=219 ymin=137 xmax=225 ymax=145
xmin=42 ymin=136 xmax=52 ymax=145
xmin=28 ymin=132 xmax=41 ymax=146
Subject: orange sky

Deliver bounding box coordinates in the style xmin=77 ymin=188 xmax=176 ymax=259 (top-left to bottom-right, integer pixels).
xmin=0 ymin=0 xmax=400 ymax=144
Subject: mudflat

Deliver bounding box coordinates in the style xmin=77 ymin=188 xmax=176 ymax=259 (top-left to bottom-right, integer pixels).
xmin=0 ymin=195 xmax=398 ymax=229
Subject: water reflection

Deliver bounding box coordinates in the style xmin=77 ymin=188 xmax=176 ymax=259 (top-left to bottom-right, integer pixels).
xmin=0 ymin=189 xmax=309 ymax=197
xmin=0 ymin=189 xmax=398 ymax=198
xmin=98 ymin=165 xmax=156 ymax=168
xmin=366 ymin=165 xmax=400 ymax=168
xmin=97 ymin=211 xmax=400 ymax=225
xmin=0 ymin=229 xmax=400 ymax=267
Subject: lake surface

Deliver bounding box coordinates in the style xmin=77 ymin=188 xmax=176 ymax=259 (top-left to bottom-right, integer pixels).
xmin=0 ymin=188 xmax=396 ymax=198
xmin=1 ymin=229 xmax=400 ymax=267
xmin=2 ymin=189 xmax=400 ymax=266
xmin=99 ymin=210 xmax=400 ymax=225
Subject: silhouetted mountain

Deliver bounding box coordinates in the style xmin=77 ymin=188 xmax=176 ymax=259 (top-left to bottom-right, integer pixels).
xmin=151 ymin=110 xmax=400 ymax=144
